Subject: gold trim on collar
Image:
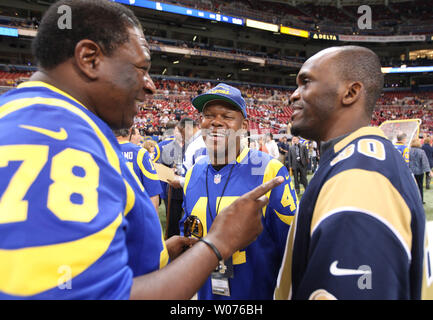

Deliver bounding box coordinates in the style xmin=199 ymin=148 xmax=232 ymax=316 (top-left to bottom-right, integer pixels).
xmin=17 ymin=81 xmax=87 ymax=109
xmin=236 ymin=147 xmax=249 ymax=163
xmin=334 ymin=127 xmax=387 ymax=154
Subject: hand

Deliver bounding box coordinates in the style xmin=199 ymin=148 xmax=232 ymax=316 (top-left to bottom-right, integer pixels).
xmin=165 ymin=236 xmax=198 ymax=260
xmin=167 ymin=176 xmax=182 ymax=189
xmin=204 ymin=176 xmax=284 ymax=260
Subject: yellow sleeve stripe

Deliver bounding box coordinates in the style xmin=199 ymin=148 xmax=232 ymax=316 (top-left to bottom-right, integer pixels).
xmin=0 ymin=213 xmax=123 ymax=296
xmin=403 ymin=148 xmax=410 ymax=163
xmin=261 ymin=158 xmax=284 ymax=217
xmin=159 ymin=232 xmax=169 ymax=269
xmin=137 ymin=148 xmax=159 ymax=181
xmin=236 ymin=147 xmax=250 ymax=163
xmin=311 ymin=168 xmax=412 ymax=260
xmin=124 ymin=178 xmax=136 ymax=216
xmin=183 ymin=167 xmax=194 ymax=195
xmin=274 ymin=209 xmax=295 ymax=226
xmin=125 ymin=162 xmax=145 ymax=193
xmin=153 ymin=144 xmax=161 ymax=163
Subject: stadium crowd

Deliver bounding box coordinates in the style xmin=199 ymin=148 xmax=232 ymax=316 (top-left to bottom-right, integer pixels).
xmin=1 ymin=0 xmax=433 ymax=301
xmin=0 ymin=71 xmax=432 ymax=138
xmin=1 ymin=1 xmax=433 ymax=68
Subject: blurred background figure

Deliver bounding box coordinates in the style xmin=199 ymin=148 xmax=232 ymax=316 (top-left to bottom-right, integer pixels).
xmin=422 ymin=136 xmax=433 ymax=190
xmin=409 ymin=138 xmax=432 ymax=204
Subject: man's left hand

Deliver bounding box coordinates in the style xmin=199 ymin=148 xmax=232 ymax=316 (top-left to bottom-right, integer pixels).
xmin=165 ymin=236 xmax=198 ymax=260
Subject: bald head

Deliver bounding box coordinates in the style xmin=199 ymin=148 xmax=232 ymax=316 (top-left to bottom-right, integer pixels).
xmin=309 ymin=46 xmax=383 ymax=116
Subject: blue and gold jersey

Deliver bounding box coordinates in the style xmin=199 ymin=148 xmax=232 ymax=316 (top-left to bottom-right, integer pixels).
xmin=0 ymin=81 xmax=167 ymax=298
xmin=275 ymin=127 xmax=433 ymax=300
xmin=153 ymin=136 xmax=175 ymax=164
xmin=394 ymin=142 xmax=410 ymax=164
xmin=180 ymin=148 xmax=298 ymax=300
xmin=119 ymin=141 xmax=162 ymax=198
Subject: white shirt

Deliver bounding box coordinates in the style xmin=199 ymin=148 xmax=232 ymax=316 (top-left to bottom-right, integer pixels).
xmin=266 ymin=140 xmax=280 ymax=159
xmin=182 ymin=130 xmax=207 ymax=176
xmin=178 ymin=130 xmax=207 ymax=187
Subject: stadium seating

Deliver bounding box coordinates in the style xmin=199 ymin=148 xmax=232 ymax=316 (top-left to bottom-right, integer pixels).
xmin=0 ymin=70 xmax=431 ymax=137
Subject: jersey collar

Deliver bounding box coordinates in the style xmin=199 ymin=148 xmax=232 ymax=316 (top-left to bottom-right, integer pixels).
xmin=333 ymin=126 xmax=387 ymax=154
xmin=17 ymin=81 xmax=87 ymax=109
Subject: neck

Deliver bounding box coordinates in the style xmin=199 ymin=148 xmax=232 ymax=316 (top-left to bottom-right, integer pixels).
xmin=321 ymin=110 xmax=370 ymax=142
xmin=30 ymin=68 xmax=94 ymax=113
xmin=117 ymin=136 xmax=130 ymax=143
xmin=209 ymin=146 xmax=240 ymax=166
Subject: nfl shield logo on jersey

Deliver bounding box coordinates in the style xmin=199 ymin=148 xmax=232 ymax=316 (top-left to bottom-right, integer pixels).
xmin=214 ymin=174 xmax=221 ymax=184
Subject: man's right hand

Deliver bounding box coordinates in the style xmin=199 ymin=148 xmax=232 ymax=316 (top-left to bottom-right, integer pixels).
xmin=167 ymin=175 xmax=183 ymax=189
xmin=130 ymin=176 xmax=285 ymax=300
xmin=204 ymin=176 xmax=285 ymax=260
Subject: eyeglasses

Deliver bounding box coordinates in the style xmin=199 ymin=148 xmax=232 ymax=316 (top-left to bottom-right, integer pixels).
xmin=183 ymin=215 xmax=203 ymax=238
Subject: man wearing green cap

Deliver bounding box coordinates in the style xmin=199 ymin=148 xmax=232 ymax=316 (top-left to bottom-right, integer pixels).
xmin=180 ymin=83 xmax=298 ymax=299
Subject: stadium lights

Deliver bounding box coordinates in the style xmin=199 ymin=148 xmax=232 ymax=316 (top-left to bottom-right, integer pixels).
xmin=381 ymin=66 xmax=433 ymax=73
xmin=241 ymin=68 xmax=250 ymax=71
xmin=280 ymin=26 xmax=309 ymax=38
xmin=173 ymin=60 xmax=180 ymax=64
xmin=193 ymin=35 xmax=197 ymax=41
xmin=0 ymin=26 xmax=18 ymax=37
xmin=113 ymin=0 xmax=244 ymax=26
xmin=245 ymin=19 xmax=278 ymax=33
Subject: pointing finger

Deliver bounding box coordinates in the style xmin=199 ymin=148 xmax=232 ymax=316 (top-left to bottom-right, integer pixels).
xmin=244 ymin=176 xmax=284 ymax=200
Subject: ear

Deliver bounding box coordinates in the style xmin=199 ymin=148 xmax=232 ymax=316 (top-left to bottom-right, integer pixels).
xmin=199 ymin=113 xmax=205 ymax=125
xmin=242 ymin=118 xmax=249 ymax=132
xmin=73 ymin=39 xmax=103 ymax=80
xmin=342 ymin=81 xmax=363 ymax=107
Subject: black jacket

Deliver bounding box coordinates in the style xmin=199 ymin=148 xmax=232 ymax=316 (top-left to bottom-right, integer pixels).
xmin=288 ymin=143 xmax=309 ymax=168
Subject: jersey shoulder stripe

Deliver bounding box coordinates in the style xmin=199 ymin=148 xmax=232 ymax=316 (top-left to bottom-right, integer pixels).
xmin=311 ymin=168 xmax=412 ymax=260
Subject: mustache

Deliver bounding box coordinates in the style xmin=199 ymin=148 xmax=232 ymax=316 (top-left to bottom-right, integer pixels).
xmin=291 ymin=103 xmax=303 ymax=109
xmin=202 ymin=128 xmax=247 ymax=138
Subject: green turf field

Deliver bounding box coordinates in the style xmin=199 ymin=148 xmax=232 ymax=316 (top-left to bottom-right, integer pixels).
xmin=158 ymin=202 xmax=167 ymax=237
xmin=424 ymin=186 xmax=433 ymax=221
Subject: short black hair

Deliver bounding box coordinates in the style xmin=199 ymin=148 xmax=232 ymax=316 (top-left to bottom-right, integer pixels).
xmin=166 ymin=120 xmax=178 ymax=129
xmin=397 ymin=132 xmax=407 ymax=142
xmin=334 ymin=46 xmax=384 ymax=116
xmin=113 ymin=128 xmax=130 ymax=137
xmin=178 ymin=117 xmax=198 ymax=128
xmin=32 ymin=0 xmax=141 ymax=70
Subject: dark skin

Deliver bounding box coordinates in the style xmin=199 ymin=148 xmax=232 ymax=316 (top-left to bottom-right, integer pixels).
xmin=201 ymin=100 xmax=249 ymax=165
xmin=31 ymin=25 xmax=284 ymax=299
xmin=290 ymin=47 xmax=369 ymax=142
xmin=31 ymin=27 xmax=156 ymax=130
